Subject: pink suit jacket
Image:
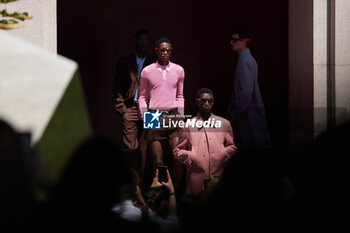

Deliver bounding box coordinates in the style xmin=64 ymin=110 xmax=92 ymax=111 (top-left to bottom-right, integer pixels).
xmin=173 ymin=114 xmax=237 ymax=196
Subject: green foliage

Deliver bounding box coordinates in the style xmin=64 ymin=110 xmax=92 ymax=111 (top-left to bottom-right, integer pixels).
xmin=0 ymin=0 xmax=32 ymax=30
xmin=0 ymin=0 xmax=19 ymax=3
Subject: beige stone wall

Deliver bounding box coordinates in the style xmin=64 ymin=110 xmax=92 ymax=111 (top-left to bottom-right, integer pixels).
xmin=335 ymin=0 xmax=350 ymax=124
xmin=313 ymin=0 xmax=328 ymax=136
xmin=4 ymin=0 xmax=56 ymax=53
xmin=313 ymin=0 xmax=350 ymax=134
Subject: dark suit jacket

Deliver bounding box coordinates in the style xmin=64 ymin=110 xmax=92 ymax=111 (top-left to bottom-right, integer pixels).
xmin=113 ymin=53 xmax=155 ymax=115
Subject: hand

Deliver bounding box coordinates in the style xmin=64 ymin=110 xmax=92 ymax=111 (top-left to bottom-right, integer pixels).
xmin=114 ymin=98 xmax=127 ymax=114
xmin=175 ymin=150 xmax=188 ymax=160
xmin=134 ymin=185 xmax=147 ymax=207
xmin=151 ymin=169 xmax=163 ymax=189
xmin=161 ymin=169 xmax=175 ymax=193
xmin=123 ymin=106 xmax=139 ymax=121
xmin=140 ymin=206 xmax=149 ymax=218
xmin=132 ymin=185 xmax=149 ymax=217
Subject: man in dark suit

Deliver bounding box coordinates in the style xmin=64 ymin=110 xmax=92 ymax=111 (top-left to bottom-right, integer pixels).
xmin=226 ymin=29 xmax=271 ymax=149
xmin=113 ymin=29 xmax=156 ymax=174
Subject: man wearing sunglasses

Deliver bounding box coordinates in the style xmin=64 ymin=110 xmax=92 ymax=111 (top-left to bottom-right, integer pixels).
xmin=138 ymin=37 xmax=185 ymax=190
xmin=226 ymin=29 xmax=271 ymax=149
xmin=113 ymin=29 xmax=156 ymax=173
xmin=173 ymin=88 xmax=237 ymax=196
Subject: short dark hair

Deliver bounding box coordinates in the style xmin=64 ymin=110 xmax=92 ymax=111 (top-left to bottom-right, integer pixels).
xmin=155 ymin=37 xmax=172 ymax=48
xmin=145 ymin=187 xmax=169 ymax=218
xmin=232 ymin=29 xmax=252 ymax=40
xmin=134 ymin=29 xmax=150 ymax=40
xmin=196 ymin=88 xmax=214 ymax=98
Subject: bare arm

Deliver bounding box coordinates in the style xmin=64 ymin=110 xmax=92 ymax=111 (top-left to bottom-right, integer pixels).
xmin=176 ymin=68 xmax=185 ymax=115
xmin=151 ymin=169 xmax=176 ymax=215
xmin=162 ymin=169 xmax=176 ymax=215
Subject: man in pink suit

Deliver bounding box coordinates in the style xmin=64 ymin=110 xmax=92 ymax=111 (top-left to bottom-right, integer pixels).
xmin=173 ymin=88 xmax=237 ymax=196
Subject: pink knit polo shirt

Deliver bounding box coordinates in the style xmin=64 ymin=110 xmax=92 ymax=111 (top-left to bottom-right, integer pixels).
xmin=138 ymin=61 xmax=185 ymax=118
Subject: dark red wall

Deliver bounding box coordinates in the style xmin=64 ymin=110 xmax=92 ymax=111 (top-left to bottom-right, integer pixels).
xmin=58 ymin=0 xmax=288 ymax=151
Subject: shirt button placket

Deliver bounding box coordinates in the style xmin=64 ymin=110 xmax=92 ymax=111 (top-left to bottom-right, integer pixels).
xmin=162 ymin=70 xmax=166 ymax=80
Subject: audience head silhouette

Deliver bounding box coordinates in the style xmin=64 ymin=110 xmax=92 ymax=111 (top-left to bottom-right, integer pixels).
xmin=52 ymin=137 xmax=131 ymax=212
xmin=0 ymin=119 xmax=35 ymax=233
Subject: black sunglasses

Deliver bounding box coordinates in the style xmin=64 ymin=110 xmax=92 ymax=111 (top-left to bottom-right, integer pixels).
xmin=230 ymin=38 xmax=242 ymax=43
xmin=158 ymin=48 xmax=172 ymax=53
xmin=198 ymin=98 xmax=214 ymax=104
xmin=137 ymin=39 xmax=150 ymax=44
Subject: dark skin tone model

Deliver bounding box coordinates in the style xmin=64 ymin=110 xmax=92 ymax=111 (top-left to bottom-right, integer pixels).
xmin=136 ymin=33 xmax=150 ymax=58
xmin=196 ymin=93 xmax=215 ymax=120
xmin=150 ymin=42 xmax=183 ymax=189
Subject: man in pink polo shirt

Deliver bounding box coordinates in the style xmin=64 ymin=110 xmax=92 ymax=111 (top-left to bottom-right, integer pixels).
xmin=138 ymin=37 xmax=185 ymax=189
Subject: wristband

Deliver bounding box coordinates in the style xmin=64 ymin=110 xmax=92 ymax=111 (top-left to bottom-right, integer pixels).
xmin=169 ymin=192 xmax=175 ymax=196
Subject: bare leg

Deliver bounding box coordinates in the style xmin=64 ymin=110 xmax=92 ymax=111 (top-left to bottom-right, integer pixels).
xmin=150 ymin=140 xmax=163 ymax=175
xmin=169 ymin=136 xmax=183 ymax=190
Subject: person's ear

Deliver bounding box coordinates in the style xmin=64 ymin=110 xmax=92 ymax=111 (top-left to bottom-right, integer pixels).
xmin=195 ymin=98 xmax=201 ymax=106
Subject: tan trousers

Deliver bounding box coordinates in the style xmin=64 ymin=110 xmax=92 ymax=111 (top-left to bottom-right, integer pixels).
xmin=122 ymin=112 xmax=148 ymax=178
